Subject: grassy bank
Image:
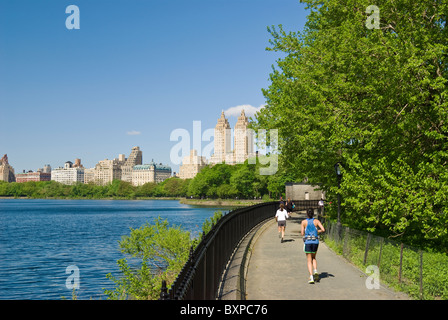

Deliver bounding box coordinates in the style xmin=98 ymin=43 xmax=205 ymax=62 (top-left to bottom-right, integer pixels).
xmin=179 ymin=198 xmax=266 ymax=207
xmin=323 ymin=220 xmax=448 ymax=300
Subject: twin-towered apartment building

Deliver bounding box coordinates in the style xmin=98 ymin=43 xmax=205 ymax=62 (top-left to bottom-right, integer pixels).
xmin=179 ymin=109 xmax=255 ymax=179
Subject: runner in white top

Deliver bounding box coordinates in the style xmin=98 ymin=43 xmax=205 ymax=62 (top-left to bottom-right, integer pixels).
xmin=275 ymin=203 xmax=289 ymax=243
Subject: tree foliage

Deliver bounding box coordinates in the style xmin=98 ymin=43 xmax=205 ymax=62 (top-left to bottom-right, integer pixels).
xmin=0 ymin=178 xmax=190 ymax=199
xmin=104 ymin=211 xmax=223 ymax=300
xmin=104 ymin=217 xmax=193 ymax=300
xmin=185 ymin=159 xmax=288 ymax=199
xmin=252 ymin=0 xmax=448 ymax=249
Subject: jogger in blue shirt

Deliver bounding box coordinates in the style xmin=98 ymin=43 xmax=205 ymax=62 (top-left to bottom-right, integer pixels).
xmin=301 ymin=208 xmax=325 ymax=284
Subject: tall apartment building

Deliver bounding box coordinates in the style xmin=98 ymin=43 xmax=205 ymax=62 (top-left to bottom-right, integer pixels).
xmin=51 ymin=161 xmax=84 ymax=185
xmin=93 ymin=158 xmax=123 ymax=185
xmin=0 ymin=154 xmax=15 ymax=182
xmin=132 ymin=162 xmax=172 ymax=186
xmin=83 ymin=168 xmax=96 ymax=184
xmin=179 ymin=149 xmax=207 ymax=179
xmin=210 ymin=111 xmax=232 ymax=165
xmin=91 ymin=146 xmax=143 ymax=185
xmin=121 ymin=147 xmax=143 ymax=183
xmin=209 ymin=110 xmax=255 ymax=165
xmin=234 ymin=109 xmax=255 ymax=163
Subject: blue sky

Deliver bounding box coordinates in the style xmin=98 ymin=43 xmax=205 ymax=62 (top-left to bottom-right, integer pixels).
xmin=0 ymin=0 xmax=308 ymax=174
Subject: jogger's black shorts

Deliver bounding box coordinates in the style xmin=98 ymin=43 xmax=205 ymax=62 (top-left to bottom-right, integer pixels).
xmin=304 ymin=243 xmax=319 ymax=253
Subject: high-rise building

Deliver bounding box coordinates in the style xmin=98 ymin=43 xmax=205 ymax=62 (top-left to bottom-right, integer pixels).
xmin=234 ymin=109 xmax=255 ymax=164
xmin=132 ymin=162 xmax=172 ymax=186
xmin=51 ymin=161 xmax=84 ymax=185
xmin=122 ymin=146 xmax=143 ymax=183
xmin=179 ymin=149 xmax=207 ymax=179
xmin=93 ymin=158 xmax=123 ymax=185
xmin=210 ymin=111 xmax=232 ymax=165
xmin=83 ymin=167 xmax=96 ymax=184
xmin=209 ymin=110 xmax=254 ymax=165
xmin=0 ymin=154 xmax=15 ymax=182
xmin=91 ymin=146 xmax=142 ymax=185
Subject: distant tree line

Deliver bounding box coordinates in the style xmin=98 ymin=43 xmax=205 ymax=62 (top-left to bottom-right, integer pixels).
xmin=0 ymin=160 xmax=291 ymax=200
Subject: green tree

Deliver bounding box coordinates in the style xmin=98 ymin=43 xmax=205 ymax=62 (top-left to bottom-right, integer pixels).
xmin=105 ymin=210 xmax=225 ymax=300
xmin=187 ymin=167 xmax=209 ymax=197
xmin=187 ymin=164 xmax=235 ymax=198
xmin=105 ymin=180 xmax=135 ymax=198
xmin=158 ymin=177 xmax=189 ymax=197
xmin=0 ymin=181 xmax=8 ymax=196
xmin=71 ymin=182 xmax=93 ymax=198
xmin=20 ymin=181 xmax=37 ymax=197
xmin=253 ymin=0 xmax=448 ymax=249
xmin=136 ymin=182 xmax=158 ymax=197
xmin=104 ymin=217 xmax=193 ymax=300
xmin=216 ymin=183 xmax=238 ymax=199
xmin=199 ymin=210 xmax=223 ymax=240
xmin=230 ymin=163 xmax=256 ymax=198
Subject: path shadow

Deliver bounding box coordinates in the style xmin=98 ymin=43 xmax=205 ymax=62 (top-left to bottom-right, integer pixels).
xmin=282 ymin=239 xmax=295 ymax=243
xmin=319 ymin=272 xmax=335 ymax=280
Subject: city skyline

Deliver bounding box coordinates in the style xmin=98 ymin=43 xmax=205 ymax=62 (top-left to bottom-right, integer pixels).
xmin=0 ymin=0 xmax=308 ymax=173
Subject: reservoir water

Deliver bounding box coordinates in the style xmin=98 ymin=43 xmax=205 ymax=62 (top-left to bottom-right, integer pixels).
xmin=0 ymin=199 xmax=224 ymax=300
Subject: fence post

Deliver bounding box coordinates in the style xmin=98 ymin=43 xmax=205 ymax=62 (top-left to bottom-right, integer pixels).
xmin=419 ymin=250 xmax=423 ymax=300
xmin=377 ymin=237 xmax=383 ymax=268
xmin=398 ymin=243 xmax=404 ymax=283
xmin=160 ymin=280 xmax=169 ymax=300
xmin=343 ymin=227 xmax=349 ymax=258
xmin=363 ymin=233 xmax=371 ymax=265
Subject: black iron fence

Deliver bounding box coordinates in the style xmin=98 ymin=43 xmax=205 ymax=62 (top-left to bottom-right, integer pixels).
xmin=159 ymin=200 xmax=324 ymax=300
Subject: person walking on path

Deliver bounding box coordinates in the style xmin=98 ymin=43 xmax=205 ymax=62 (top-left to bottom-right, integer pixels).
xmin=318 ymin=198 xmax=324 ymax=215
xmin=279 ymin=196 xmax=285 ymax=206
xmin=275 ymin=203 xmax=289 ymax=243
xmin=285 ymin=198 xmax=294 ymax=215
xmin=301 ymin=208 xmax=325 ymax=284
